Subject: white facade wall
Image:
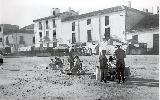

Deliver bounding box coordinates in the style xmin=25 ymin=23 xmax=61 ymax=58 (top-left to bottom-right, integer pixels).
xmin=138 ymin=30 xmax=159 ymax=48
xmin=127 ymin=29 xmax=159 ymax=49
xmin=61 ymin=11 xmax=126 ymax=44
xmin=34 ymin=9 xmax=147 ymax=48
xmin=34 ymin=18 xmax=61 ymax=47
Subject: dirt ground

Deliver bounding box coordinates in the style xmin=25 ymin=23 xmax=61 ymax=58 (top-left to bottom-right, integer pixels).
xmin=0 ymin=55 xmax=159 ymax=100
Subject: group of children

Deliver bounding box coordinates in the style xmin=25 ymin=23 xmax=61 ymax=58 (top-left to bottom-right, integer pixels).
xmin=49 ymin=54 xmax=82 ymax=75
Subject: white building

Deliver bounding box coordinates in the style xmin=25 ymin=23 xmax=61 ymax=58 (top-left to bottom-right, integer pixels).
xmin=33 ymin=5 xmax=152 ymax=48
xmin=126 ymin=14 xmax=159 ymax=54
xmin=0 ymin=25 xmax=3 ymax=48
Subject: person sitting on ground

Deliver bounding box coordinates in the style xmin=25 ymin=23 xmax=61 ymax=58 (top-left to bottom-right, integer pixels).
xmin=48 ymin=59 xmax=57 ymax=70
xmin=68 ymin=51 xmax=74 ymax=71
xmin=55 ymin=57 xmax=63 ymax=69
xmin=72 ymin=55 xmax=81 ymax=74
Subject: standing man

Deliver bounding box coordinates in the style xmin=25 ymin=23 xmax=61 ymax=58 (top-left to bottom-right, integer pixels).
xmin=99 ymin=50 xmax=108 ymax=83
xmin=114 ymin=45 xmax=126 ymax=83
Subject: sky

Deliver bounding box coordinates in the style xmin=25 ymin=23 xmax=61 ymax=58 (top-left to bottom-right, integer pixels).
xmin=0 ymin=0 xmax=159 ymax=28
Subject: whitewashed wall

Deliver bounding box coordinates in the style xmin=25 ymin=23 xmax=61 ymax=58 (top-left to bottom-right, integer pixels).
xmin=61 ymin=10 xmax=126 ymax=44
xmin=34 ymin=18 xmax=61 ymax=47
xmin=127 ymin=29 xmax=159 ymax=49
xmin=34 ymin=9 xmax=147 ymax=47
xmin=138 ymin=30 xmax=159 ymax=48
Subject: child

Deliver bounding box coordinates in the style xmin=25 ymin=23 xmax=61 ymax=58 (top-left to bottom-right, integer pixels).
xmin=49 ymin=59 xmax=56 ymax=70
xmin=68 ymin=53 xmax=74 ymax=71
xmin=72 ymin=55 xmax=81 ymax=74
xmin=99 ymin=50 xmax=108 ymax=83
xmin=55 ymin=57 xmax=63 ymax=69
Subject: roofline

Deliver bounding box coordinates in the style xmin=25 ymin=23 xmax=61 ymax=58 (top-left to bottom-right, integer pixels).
xmin=122 ymin=5 xmax=152 ymax=15
xmin=33 ymin=5 xmax=152 ymax=22
xmin=62 ymin=5 xmax=152 ymax=22
xmin=33 ymin=15 xmax=60 ymax=22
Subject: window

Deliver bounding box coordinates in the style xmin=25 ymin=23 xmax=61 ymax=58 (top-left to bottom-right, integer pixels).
xmin=87 ymin=19 xmax=91 ymax=25
xmin=19 ymin=36 xmax=25 ymax=44
xmin=46 ymin=31 xmax=49 ymax=37
xmin=153 ymin=34 xmax=159 ymax=51
xmin=0 ymin=38 xmax=2 ymax=42
xmin=40 ymin=44 xmax=43 ymax=47
xmin=39 ymin=22 xmax=42 ymax=30
xmin=33 ymin=37 xmax=35 ymax=44
xmin=72 ymin=33 xmax=76 ymax=43
xmin=87 ymin=30 xmax=92 ymax=42
xmin=53 ymin=11 xmax=55 ymax=16
xmin=39 ymin=32 xmax=42 ymax=38
xmin=104 ymin=28 xmax=110 ymax=40
xmin=53 ymin=30 xmax=56 ymax=39
xmin=72 ymin=22 xmax=75 ymax=31
xmin=46 ymin=20 xmax=49 ymax=29
xmin=53 ymin=42 xmax=57 ymax=48
xmin=53 ymin=19 xmax=56 ymax=28
xmin=105 ymin=16 xmax=109 ymax=26
xmin=47 ymin=43 xmax=49 ymax=47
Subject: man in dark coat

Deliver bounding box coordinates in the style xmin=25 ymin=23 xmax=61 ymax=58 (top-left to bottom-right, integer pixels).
xmin=114 ymin=45 xmax=126 ymax=83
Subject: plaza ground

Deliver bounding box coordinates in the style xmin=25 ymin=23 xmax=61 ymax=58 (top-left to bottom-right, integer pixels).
xmin=0 ymin=55 xmax=159 ymax=100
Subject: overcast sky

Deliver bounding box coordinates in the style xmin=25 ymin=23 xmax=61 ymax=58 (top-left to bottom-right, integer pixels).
xmin=0 ymin=0 xmax=159 ymax=28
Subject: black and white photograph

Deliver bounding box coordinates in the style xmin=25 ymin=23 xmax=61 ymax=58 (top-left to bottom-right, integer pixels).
xmin=0 ymin=0 xmax=159 ymax=99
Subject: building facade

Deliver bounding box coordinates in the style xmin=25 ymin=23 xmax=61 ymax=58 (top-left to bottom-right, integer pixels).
xmin=33 ymin=5 xmax=152 ymax=48
xmin=126 ymin=14 xmax=159 ymax=54
xmin=0 ymin=24 xmax=35 ymax=53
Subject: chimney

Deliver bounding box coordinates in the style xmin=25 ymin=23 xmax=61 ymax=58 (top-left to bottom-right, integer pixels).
xmin=128 ymin=1 xmax=131 ymax=8
xmin=51 ymin=8 xmax=60 ymax=16
xmin=157 ymin=6 xmax=159 ymax=14
xmin=68 ymin=7 xmax=71 ymax=11
xmin=143 ymin=8 xmax=148 ymax=13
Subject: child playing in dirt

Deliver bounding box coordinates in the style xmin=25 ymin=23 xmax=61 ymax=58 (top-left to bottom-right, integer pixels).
xmin=72 ymin=55 xmax=81 ymax=74
xmin=55 ymin=57 xmax=63 ymax=69
xmin=48 ymin=59 xmax=57 ymax=70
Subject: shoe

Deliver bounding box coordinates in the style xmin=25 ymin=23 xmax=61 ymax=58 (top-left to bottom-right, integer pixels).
xmin=100 ymin=80 xmax=103 ymax=82
xmin=117 ymin=80 xmax=120 ymax=84
xmin=104 ymin=80 xmax=108 ymax=83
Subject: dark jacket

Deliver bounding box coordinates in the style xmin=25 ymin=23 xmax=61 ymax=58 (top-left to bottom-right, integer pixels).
xmin=99 ymin=55 xmax=108 ymax=69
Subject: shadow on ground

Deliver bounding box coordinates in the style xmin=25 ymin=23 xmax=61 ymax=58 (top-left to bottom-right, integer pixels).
xmin=125 ymin=77 xmax=159 ymax=87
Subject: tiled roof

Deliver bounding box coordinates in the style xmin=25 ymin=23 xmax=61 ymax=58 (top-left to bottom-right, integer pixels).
xmin=33 ymin=14 xmax=61 ymax=22
xmin=19 ymin=24 xmax=34 ymax=33
xmin=62 ymin=5 xmax=151 ymax=22
xmin=1 ymin=24 xmax=34 ymax=34
xmin=0 ymin=24 xmax=20 ymax=34
xmin=33 ymin=5 xmax=152 ymax=22
xmin=62 ymin=6 xmax=124 ymax=22
xmin=129 ymin=14 xmax=159 ymax=32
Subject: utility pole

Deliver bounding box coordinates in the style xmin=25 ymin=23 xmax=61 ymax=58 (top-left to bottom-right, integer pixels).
xmin=78 ymin=20 xmax=80 ymax=42
xmin=99 ymin=15 xmax=102 ymax=42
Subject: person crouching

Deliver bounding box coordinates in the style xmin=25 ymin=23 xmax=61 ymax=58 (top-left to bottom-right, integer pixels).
xmin=99 ymin=50 xmax=108 ymax=83
xmin=72 ymin=55 xmax=81 ymax=75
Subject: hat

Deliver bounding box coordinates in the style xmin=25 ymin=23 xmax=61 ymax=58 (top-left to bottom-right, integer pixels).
xmin=116 ymin=45 xmax=120 ymax=48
